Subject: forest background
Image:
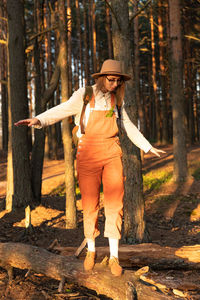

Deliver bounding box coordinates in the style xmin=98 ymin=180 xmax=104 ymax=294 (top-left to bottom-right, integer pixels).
xmin=0 ymin=0 xmax=200 ymax=299
xmin=0 ymin=0 xmax=200 ymax=242
xmin=0 ymin=0 xmax=200 ymax=298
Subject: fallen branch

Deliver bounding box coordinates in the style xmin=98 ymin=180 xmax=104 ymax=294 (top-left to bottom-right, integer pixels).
xmin=0 ymin=242 xmax=174 ymax=300
xmin=54 ymin=243 xmax=200 ymax=270
xmin=74 ymin=238 xmax=87 ymax=257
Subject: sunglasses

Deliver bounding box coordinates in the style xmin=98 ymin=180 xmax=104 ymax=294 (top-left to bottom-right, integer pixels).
xmin=106 ymin=76 xmax=123 ymax=85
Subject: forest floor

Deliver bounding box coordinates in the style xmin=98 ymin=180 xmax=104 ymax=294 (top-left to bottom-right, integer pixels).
xmin=0 ymin=144 xmax=200 ymax=299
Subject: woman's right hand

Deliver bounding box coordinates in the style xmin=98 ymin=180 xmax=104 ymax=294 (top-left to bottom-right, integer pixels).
xmin=14 ymin=118 xmax=41 ymax=127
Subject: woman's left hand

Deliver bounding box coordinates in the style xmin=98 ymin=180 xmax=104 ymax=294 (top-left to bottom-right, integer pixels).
xmin=150 ymin=147 xmax=166 ymax=157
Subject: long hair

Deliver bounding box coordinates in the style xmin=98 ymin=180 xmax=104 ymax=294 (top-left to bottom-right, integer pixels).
xmin=95 ymin=76 xmax=125 ymax=107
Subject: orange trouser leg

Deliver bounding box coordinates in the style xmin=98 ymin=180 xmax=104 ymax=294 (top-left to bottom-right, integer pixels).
xmin=78 ymin=164 xmax=102 ymax=239
xmin=102 ymin=156 xmax=124 ymax=239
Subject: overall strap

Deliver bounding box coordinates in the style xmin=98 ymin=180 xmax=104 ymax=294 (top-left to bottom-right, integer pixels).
xmin=111 ymin=93 xmax=115 ymax=107
xmin=90 ymin=94 xmax=95 ymax=108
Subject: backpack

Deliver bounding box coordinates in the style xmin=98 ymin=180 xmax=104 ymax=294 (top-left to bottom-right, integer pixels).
xmin=72 ymin=86 xmax=121 ymax=146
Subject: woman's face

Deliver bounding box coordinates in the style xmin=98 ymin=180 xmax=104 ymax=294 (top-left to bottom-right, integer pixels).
xmin=104 ymin=75 xmax=122 ymax=92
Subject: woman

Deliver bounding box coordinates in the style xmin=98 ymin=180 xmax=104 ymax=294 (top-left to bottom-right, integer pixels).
xmin=15 ymin=59 xmax=165 ymax=276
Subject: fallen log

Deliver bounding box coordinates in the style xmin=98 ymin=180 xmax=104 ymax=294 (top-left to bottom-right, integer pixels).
xmin=54 ymin=243 xmax=200 ymax=270
xmin=0 ymin=242 xmax=174 ymax=300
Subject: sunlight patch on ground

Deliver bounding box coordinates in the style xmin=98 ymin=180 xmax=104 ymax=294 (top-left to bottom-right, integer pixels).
xmin=190 ymin=203 xmax=200 ymax=221
xmin=175 ymin=245 xmax=200 ymax=263
xmin=0 ymin=210 xmax=11 ymax=219
xmin=13 ymin=205 xmax=64 ymax=228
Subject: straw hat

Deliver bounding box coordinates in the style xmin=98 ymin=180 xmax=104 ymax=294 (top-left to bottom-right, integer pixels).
xmin=91 ymin=59 xmax=131 ymax=81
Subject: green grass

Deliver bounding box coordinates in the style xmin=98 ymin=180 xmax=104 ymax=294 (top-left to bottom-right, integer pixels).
xmin=143 ymin=170 xmax=173 ymax=192
xmin=50 ymin=180 xmax=103 ymax=197
xmin=49 ymin=163 xmax=199 ymax=197
xmin=192 ymin=167 xmax=200 ymax=180
xmin=50 ymin=181 xmax=81 ymax=197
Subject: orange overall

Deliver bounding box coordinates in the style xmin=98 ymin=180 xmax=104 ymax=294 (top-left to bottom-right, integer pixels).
xmin=76 ymin=94 xmax=124 ymax=240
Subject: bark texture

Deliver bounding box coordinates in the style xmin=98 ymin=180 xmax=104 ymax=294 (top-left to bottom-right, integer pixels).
xmin=168 ymin=0 xmax=188 ymax=182
xmin=0 ymin=242 xmax=177 ymax=300
xmin=0 ymin=3 xmax=8 ymax=152
xmin=133 ymin=0 xmax=145 ymax=157
xmin=54 ymin=243 xmax=200 ymax=270
xmin=31 ymin=11 xmax=45 ymax=204
xmin=58 ymin=0 xmax=76 ymax=229
xmin=150 ymin=6 xmax=161 ymax=143
xmin=83 ymin=0 xmax=89 ymax=85
xmin=7 ymin=0 xmax=33 ymax=208
xmin=105 ymin=3 xmax=113 ymax=59
xmin=75 ymin=0 xmax=83 ymax=86
xmin=111 ymin=0 xmax=148 ymax=243
xmin=158 ymin=0 xmax=169 ymax=144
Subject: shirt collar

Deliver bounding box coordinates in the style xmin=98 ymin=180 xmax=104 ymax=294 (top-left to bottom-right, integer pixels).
xmin=92 ymin=84 xmax=111 ymax=98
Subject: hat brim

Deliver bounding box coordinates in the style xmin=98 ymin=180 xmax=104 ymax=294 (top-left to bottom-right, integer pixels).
xmin=91 ymin=71 xmax=131 ymax=81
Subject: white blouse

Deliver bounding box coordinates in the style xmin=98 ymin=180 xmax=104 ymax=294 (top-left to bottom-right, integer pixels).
xmin=35 ymin=84 xmax=152 ymax=153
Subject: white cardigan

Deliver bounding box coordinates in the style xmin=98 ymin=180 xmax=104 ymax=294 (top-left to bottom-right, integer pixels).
xmin=35 ymin=84 xmax=152 ymax=153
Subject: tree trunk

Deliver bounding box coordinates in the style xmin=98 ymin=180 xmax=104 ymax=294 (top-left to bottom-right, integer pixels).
xmin=43 ymin=0 xmax=56 ymax=160
xmin=67 ymin=0 xmax=72 ymax=96
xmin=111 ymin=0 xmax=149 ymax=243
xmin=0 ymin=242 xmax=175 ymax=300
xmin=31 ymin=40 xmax=46 ymax=204
xmin=83 ymin=0 xmax=89 ymax=85
xmin=7 ymin=0 xmax=33 ymax=208
xmin=158 ymin=0 xmax=168 ymax=144
xmin=150 ymin=6 xmax=161 ymax=143
xmin=55 ymin=84 xmax=62 ymax=148
xmin=75 ymin=0 xmax=83 ymax=87
xmin=165 ymin=1 xmax=172 ymax=142
xmin=31 ymin=1 xmax=61 ymax=204
xmin=43 ymin=0 xmax=51 ymax=160
xmin=105 ymin=2 xmax=113 ymax=59
xmin=46 ymin=0 xmax=58 ymax=159
xmin=53 ymin=243 xmax=200 ymax=270
xmin=6 ymin=70 xmax=13 ymax=211
xmin=168 ymin=0 xmax=188 ymax=182
xmin=0 ymin=2 xmax=8 ymax=151
xmin=1 ymin=49 xmax=8 ymax=151
xmin=5 ymin=0 xmax=12 ymax=211
xmin=184 ymin=39 xmax=195 ymax=145
xmin=54 ymin=16 xmax=62 ymax=148
xmin=88 ymin=0 xmax=93 ymax=72
xmin=194 ymin=72 xmax=200 ymax=142
xmin=91 ymin=0 xmax=97 ymax=73
xmin=73 ymin=57 xmax=79 ymax=90
xmin=58 ymin=0 xmax=77 ymax=229
xmin=30 ymin=0 xmax=46 ymax=204
xmin=133 ymin=0 xmax=145 ymax=162
xmin=148 ymin=54 xmax=156 ymax=141
xmin=140 ymin=72 xmax=149 ymax=139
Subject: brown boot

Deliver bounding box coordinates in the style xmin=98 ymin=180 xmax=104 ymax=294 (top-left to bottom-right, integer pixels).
xmin=109 ymin=257 xmax=122 ymax=276
xmin=84 ymin=251 xmax=96 ymax=271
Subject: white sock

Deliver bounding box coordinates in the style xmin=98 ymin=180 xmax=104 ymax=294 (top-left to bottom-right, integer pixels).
xmin=109 ymin=238 xmax=119 ymax=258
xmin=87 ymin=239 xmax=95 ymax=252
